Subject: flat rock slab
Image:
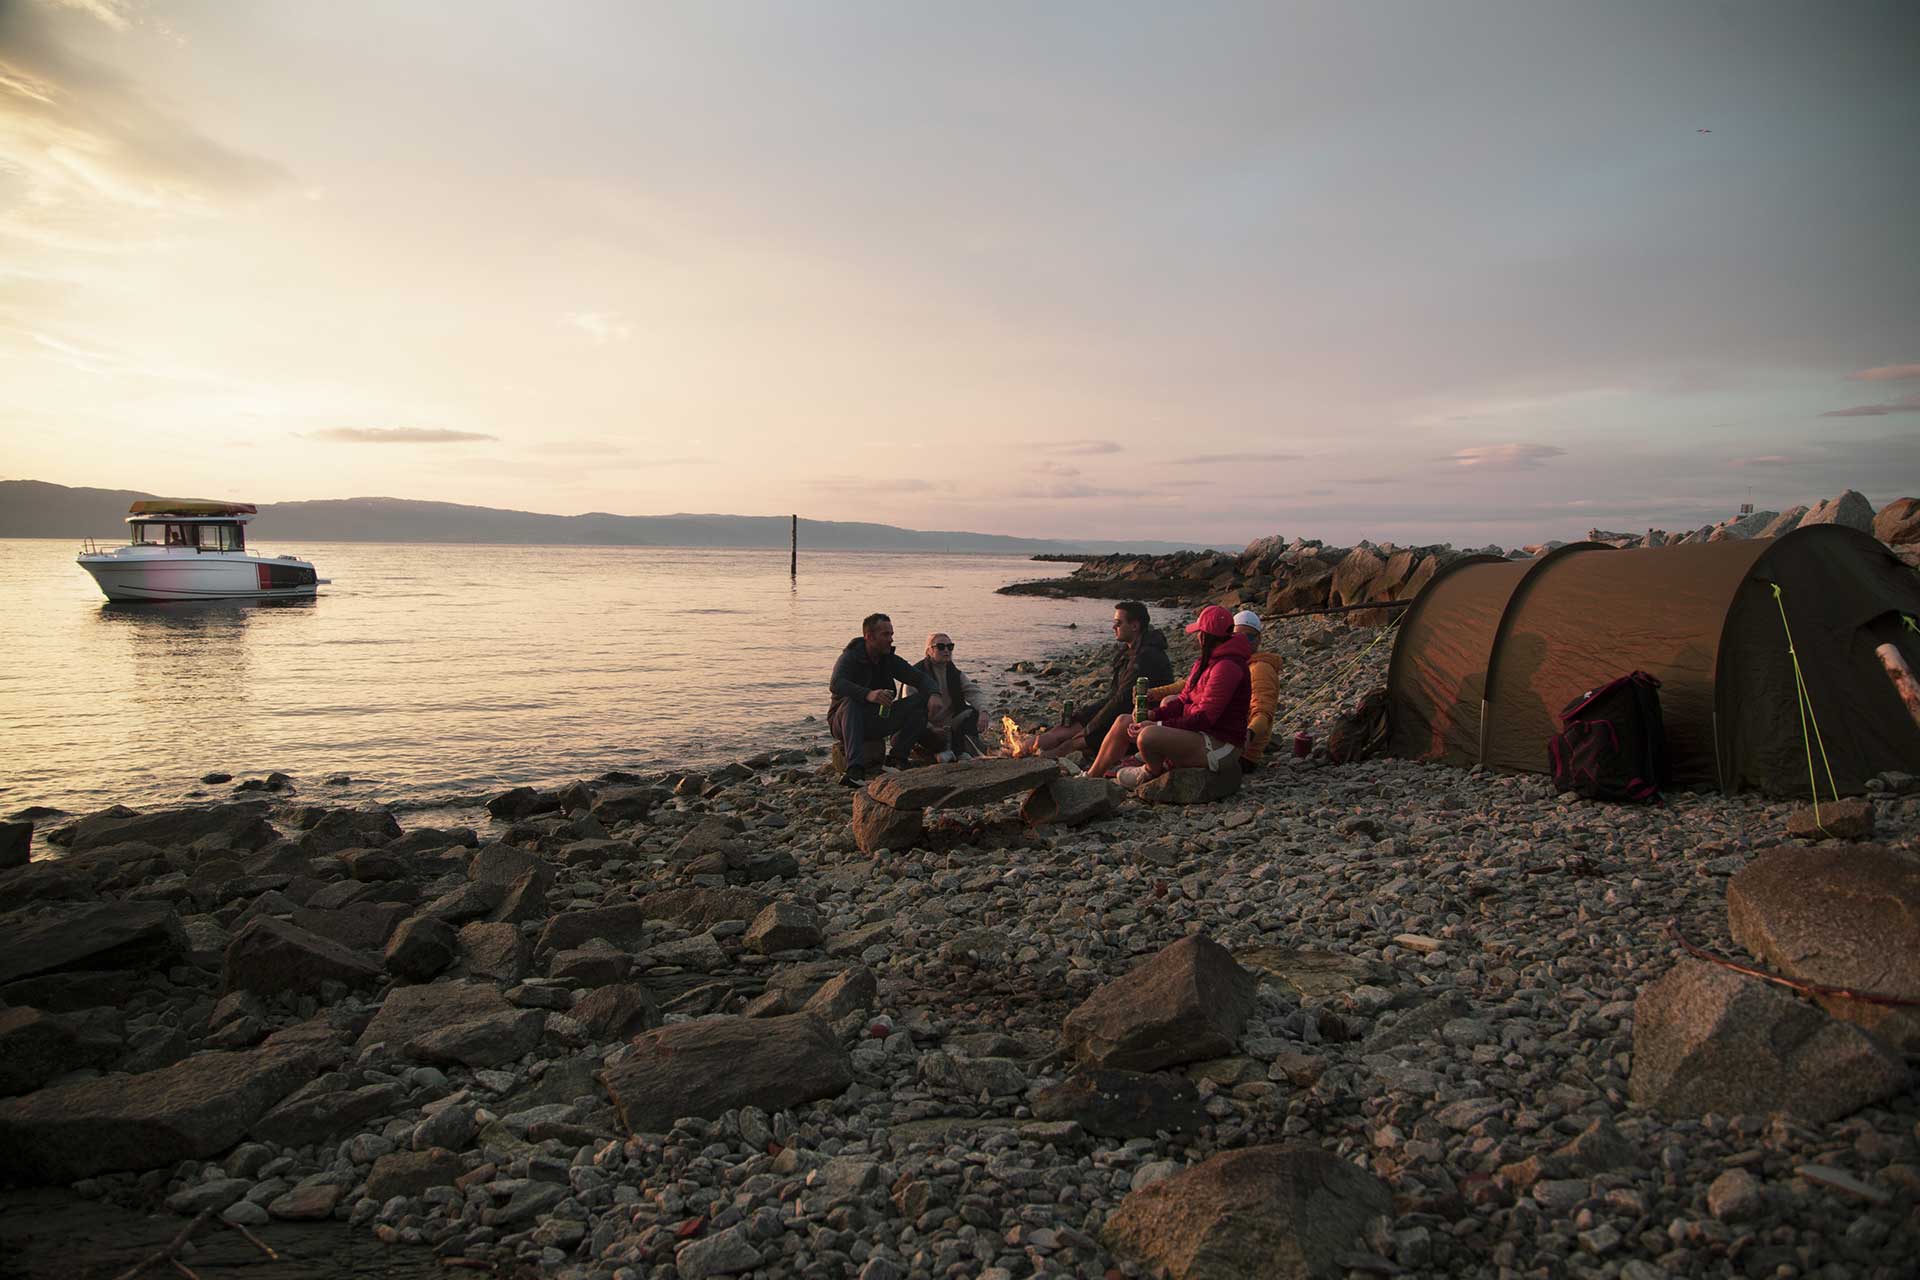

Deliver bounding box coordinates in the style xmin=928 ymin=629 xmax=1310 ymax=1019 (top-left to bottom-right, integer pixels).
xmin=851 ymin=791 xmax=925 ymax=856
xmin=600 ymin=1013 xmax=851 ymax=1133
xmin=1234 ymin=946 xmax=1386 ymax=1002
xmin=1100 ymin=1144 xmax=1391 ymax=1280
xmin=63 ymin=803 xmax=278 ymax=855
xmin=0 ymin=1046 xmax=319 ymax=1183
xmin=1629 ymin=958 xmax=1908 ymax=1123
xmin=1727 ymin=843 xmax=1920 ymax=1050
xmin=867 ymin=757 xmax=1062 ymax=810
xmin=223 ymin=916 xmax=384 ymax=996
xmin=357 ymin=979 xmax=545 ymax=1068
xmin=1061 ymin=934 xmax=1257 ymax=1072
xmin=0 ymin=902 xmax=188 ymax=986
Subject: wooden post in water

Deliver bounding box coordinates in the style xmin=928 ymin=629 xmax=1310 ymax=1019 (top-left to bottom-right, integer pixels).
xmin=790 ymin=515 xmax=798 ymax=580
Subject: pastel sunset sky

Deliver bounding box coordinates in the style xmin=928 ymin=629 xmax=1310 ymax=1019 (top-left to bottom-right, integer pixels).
xmin=2 ymin=0 xmax=1916 ymax=547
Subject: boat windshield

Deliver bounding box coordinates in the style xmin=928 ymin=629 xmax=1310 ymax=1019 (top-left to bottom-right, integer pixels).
xmin=194 ymin=523 xmax=246 ymax=552
xmin=128 ymin=521 xmax=245 ymax=550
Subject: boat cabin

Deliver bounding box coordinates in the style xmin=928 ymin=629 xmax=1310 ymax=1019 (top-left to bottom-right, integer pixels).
xmin=124 ymin=500 xmax=258 ymax=553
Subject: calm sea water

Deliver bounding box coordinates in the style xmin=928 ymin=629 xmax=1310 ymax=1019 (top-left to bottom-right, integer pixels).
xmin=0 ymin=539 xmax=1111 ymax=819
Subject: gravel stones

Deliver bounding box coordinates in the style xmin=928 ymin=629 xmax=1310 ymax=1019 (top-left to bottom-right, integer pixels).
xmin=1628 ymin=958 xmax=1909 ymax=1121
xmin=599 ymin=1013 xmax=851 ymax=1133
xmin=1100 ymin=1144 xmax=1391 ymax=1280
xmin=1060 ymin=934 xmax=1257 ymax=1071
xmin=222 ymin=916 xmax=382 ymax=996
xmin=0 ymin=1045 xmax=319 ymax=1182
xmin=1707 ymin=1167 xmax=1765 ymax=1221
xmin=675 ymin=1222 xmax=762 ymax=1278
xmin=1727 ymin=842 xmax=1920 ymax=1048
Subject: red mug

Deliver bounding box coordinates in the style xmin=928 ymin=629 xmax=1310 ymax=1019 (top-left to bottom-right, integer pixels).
xmin=1292 ymin=732 xmax=1313 ymax=757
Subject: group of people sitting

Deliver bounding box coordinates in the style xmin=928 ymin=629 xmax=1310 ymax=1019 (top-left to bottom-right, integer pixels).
xmin=827 ymin=601 xmax=1279 ymax=790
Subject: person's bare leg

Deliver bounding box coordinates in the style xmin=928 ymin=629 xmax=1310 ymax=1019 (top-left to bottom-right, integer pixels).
xmin=1137 ymin=724 xmax=1210 ymax=775
xmin=1034 ymin=724 xmax=1086 ymax=758
xmin=1087 ymin=714 xmax=1136 ymax=777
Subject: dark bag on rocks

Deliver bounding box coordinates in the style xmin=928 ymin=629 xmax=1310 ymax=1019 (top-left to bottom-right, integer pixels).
xmin=1327 ymin=687 xmax=1391 ymax=765
xmin=1548 ymin=671 xmax=1669 ymax=802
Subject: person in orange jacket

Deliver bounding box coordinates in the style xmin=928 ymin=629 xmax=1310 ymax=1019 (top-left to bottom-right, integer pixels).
xmin=1087 ymin=608 xmax=1281 ymax=776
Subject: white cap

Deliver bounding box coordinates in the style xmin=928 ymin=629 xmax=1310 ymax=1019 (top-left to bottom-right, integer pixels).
xmin=1232 ymin=609 xmax=1263 ymax=632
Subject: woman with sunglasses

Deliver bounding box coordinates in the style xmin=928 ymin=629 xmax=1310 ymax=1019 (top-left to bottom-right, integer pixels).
xmin=910 ymin=632 xmax=987 ymax=760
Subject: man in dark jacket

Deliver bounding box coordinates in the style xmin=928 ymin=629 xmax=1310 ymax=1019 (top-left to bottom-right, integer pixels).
xmin=829 ymin=613 xmax=940 ymax=781
xmin=1034 ymin=600 xmax=1173 ymax=758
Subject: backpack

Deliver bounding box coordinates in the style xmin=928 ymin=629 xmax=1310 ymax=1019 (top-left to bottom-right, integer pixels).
xmin=1548 ymin=671 xmax=1668 ymax=802
xmin=1327 ymin=686 xmax=1391 ymax=764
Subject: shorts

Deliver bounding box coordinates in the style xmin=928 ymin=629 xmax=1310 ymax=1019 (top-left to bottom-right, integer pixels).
xmin=1201 ymin=734 xmax=1240 ymax=771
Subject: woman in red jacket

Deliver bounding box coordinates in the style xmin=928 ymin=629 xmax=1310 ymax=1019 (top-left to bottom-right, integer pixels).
xmin=1115 ymin=605 xmax=1253 ymax=788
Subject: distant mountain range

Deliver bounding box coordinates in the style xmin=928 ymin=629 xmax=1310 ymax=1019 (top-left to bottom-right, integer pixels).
xmin=0 ymin=480 xmax=1216 ymax=555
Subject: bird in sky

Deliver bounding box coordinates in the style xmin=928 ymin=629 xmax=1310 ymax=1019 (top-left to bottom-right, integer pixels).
xmin=1697 ymin=128 xmax=1712 ymax=133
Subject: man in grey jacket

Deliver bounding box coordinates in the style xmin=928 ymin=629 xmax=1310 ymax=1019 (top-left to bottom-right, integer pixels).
xmin=829 ymin=613 xmax=941 ymax=781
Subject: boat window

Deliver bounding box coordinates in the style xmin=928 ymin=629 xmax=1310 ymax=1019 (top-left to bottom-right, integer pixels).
xmin=131 ymin=523 xmax=156 ymax=544
xmin=194 ymin=523 xmax=245 ymax=551
xmin=164 ymin=524 xmax=187 ymax=546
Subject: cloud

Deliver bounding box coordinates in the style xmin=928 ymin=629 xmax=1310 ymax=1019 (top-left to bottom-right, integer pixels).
xmin=1169 ymin=451 xmax=1302 ymax=465
xmin=1036 ymin=440 xmax=1122 ymax=456
xmin=1820 ymin=391 xmax=1920 ymax=418
xmin=309 ymin=427 xmax=498 ymax=444
xmin=564 ymin=312 xmax=632 ymax=344
xmin=0 ymin=1 xmax=289 ymax=241
xmin=1731 ymin=454 xmax=1794 ymax=467
xmin=1445 ymin=443 xmax=1568 ymax=470
xmin=1849 ymin=363 xmax=1920 ymax=382
xmin=1006 ymin=480 xmax=1146 ymax=500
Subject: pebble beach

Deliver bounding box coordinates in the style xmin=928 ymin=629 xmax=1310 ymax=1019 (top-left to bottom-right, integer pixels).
xmin=2 ymin=615 xmax=1916 ymax=1280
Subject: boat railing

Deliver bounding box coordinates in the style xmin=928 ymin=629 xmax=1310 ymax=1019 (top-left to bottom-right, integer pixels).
xmin=79 ymin=537 xmax=110 ymax=555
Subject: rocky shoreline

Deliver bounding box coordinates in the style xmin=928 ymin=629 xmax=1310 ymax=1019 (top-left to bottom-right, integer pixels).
xmin=1 ymin=615 xmax=1917 ymax=1280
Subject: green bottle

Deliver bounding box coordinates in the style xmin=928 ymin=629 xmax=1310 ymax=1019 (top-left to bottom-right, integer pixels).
xmin=1133 ymin=677 xmax=1151 ymax=722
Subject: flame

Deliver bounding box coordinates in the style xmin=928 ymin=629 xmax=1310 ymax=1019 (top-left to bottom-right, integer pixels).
xmin=1001 ymin=715 xmax=1038 ymax=758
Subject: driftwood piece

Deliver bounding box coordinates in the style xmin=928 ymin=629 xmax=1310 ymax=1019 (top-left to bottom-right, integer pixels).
xmin=1668 ymin=920 xmax=1920 ymax=1008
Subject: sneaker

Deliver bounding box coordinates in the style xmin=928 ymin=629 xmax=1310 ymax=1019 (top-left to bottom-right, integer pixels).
xmin=935 ymin=749 xmax=956 ymax=764
xmin=839 ymin=767 xmax=868 ymax=788
xmin=1114 ymin=765 xmax=1152 ymax=789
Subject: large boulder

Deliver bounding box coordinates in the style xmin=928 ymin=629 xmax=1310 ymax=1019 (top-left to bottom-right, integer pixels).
xmin=297 ymin=807 xmax=403 ymax=855
xmin=1786 ymin=796 xmax=1873 ymax=841
xmin=1798 ymin=489 xmax=1876 ymax=533
xmin=850 ymin=791 xmax=924 ymax=856
xmin=1100 ymin=1144 xmax=1391 ymax=1280
xmin=744 ymin=902 xmax=823 ymax=954
xmin=456 ymin=920 xmax=529 ymax=982
xmin=1727 ymin=844 xmax=1920 ymax=1050
xmin=0 ymin=903 xmax=188 ymax=986
xmin=1873 ymin=496 xmax=1920 ymax=545
xmin=1060 ymin=935 xmax=1257 ymax=1072
xmin=384 ymin=915 xmax=459 ymax=981
xmin=0 ymin=820 xmax=29 ymax=869
xmin=249 ymin=1081 xmax=404 ymax=1147
xmin=867 ymin=757 xmax=1062 ymax=810
xmin=0 ymin=1046 xmax=319 ymax=1182
xmin=467 ymin=842 xmax=555 ymax=891
xmin=600 ymin=1013 xmax=851 ymax=1133
xmin=357 ymin=980 xmax=544 ymax=1067
xmin=290 ymin=901 xmax=411 ymax=951
xmin=1022 ymin=777 xmax=1124 ymax=827
xmin=1757 ymin=505 xmax=1808 ymax=539
xmin=63 ymin=803 xmax=277 ymax=855
xmin=535 ymin=904 xmax=652 ymax=955
xmin=1628 ymin=959 xmax=1907 ymax=1122
xmin=1137 ymin=760 xmax=1243 ymax=806
xmin=1268 ymin=557 xmax=1334 ymax=614
xmin=1329 ymin=545 xmax=1386 ymax=607
xmin=0 ymin=1006 xmax=123 ymax=1096
xmin=222 ymin=917 xmax=382 ymax=996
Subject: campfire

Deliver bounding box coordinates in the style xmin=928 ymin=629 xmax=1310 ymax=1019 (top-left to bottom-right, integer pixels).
xmin=1001 ymin=715 xmax=1041 ymax=758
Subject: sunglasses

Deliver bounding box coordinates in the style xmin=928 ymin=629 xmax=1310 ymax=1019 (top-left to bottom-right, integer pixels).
xmin=932 ymin=642 xmax=954 ymax=651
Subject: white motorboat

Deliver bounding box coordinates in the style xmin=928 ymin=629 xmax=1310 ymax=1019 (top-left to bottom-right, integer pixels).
xmin=77 ymin=500 xmax=329 ymax=602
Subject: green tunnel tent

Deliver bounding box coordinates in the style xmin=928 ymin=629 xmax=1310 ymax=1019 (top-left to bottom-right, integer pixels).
xmin=1385 ymin=525 xmax=1920 ymax=795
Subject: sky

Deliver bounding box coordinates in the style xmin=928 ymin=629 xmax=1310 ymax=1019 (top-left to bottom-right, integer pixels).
xmin=1 ymin=0 xmax=1916 ymax=549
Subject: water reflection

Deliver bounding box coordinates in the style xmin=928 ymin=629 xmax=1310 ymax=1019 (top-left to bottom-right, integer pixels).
xmin=95 ymin=598 xmax=313 ymax=716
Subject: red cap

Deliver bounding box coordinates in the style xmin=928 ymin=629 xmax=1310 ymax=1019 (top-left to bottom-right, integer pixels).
xmin=1185 ymin=605 xmax=1234 ymax=637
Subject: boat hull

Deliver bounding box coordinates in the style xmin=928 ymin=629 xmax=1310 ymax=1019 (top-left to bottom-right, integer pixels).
xmin=77 ymin=553 xmax=322 ymax=602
